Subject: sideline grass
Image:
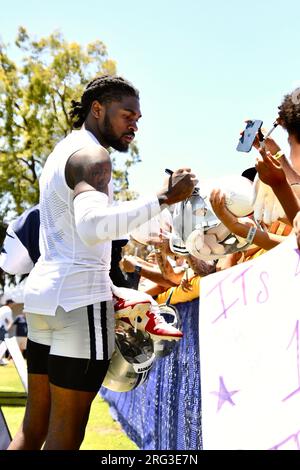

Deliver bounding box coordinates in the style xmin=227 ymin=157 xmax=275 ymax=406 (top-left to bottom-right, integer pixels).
xmin=0 ymin=361 xmax=138 ymax=450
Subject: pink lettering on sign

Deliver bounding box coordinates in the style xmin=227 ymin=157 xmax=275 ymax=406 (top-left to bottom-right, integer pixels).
xmin=206 ymin=266 xmax=270 ymax=324
xmin=256 ymin=272 xmax=269 ymax=304
xmin=270 ymin=428 xmax=300 ymax=450
xmin=205 ymin=272 xmax=239 ymax=324
xmin=232 ymin=265 xmax=253 ymax=306
xmin=282 ymin=320 xmax=300 ymax=402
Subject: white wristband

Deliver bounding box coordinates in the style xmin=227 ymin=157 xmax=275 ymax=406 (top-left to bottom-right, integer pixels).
xmin=246 ymin=226 xmax=257 ymax=244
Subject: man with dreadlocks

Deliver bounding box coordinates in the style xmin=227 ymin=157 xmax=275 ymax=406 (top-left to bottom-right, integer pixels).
xmin=8 ymin=75 xmax=197 ymax=450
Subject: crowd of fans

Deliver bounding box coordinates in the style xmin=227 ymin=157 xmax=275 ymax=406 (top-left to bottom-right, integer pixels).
xmin=115 ymin=88 xmax=300 ymax=310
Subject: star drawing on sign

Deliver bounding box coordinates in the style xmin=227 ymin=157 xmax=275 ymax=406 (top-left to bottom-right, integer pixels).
xmin=211 ymin=376 xmax=239 ymax=412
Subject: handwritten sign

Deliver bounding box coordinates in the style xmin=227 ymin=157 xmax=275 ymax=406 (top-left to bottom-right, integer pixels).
xmin=200 ymin=236 xmax=300 ymax=450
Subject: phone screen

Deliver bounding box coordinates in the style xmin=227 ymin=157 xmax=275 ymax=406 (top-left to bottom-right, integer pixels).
xmin=236 ymin=120 xmax=263 ymax=153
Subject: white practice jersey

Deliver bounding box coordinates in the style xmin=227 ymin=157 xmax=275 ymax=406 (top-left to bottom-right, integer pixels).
xmin=24 ymin=129 xmax=113 ymax=315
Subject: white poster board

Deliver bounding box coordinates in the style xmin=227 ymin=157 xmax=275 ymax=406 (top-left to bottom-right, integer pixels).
xmin=200 ymin=235 xmax=300 ymax=450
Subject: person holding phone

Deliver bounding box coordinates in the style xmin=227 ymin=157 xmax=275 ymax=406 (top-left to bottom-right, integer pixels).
xmin=253 ymin=89 xmax=300 ymax=241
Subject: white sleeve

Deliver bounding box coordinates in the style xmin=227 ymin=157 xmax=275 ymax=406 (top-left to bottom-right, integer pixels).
xmin=0 ymin=225 xmax=34 ymax=275
xmin=73 ymin=190 xmax=161 ymax=246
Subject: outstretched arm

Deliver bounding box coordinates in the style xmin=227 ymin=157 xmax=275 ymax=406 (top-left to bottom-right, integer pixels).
xmin=255 ymin=149 xmax=300 ymax=225
xmin=252 ymin=131 xmax=300 ymax=185
xmin=210 ymin=189 xmax=289 ymax=250
xmin=121 ymin=255 xmax=177 ymax=288
xmin=66 ymin=146 xmax=198 ymax=246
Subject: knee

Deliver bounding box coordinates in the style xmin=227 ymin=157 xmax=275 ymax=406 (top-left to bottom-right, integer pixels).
xmin=22 ymin=413 xmax=49 ymax=447
xmin=9 ymin=419 xmax=48 ymax=450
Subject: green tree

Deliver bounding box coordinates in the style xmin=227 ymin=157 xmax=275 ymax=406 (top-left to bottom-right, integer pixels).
xmin=0 ymin=27 xmax=141 ymax=291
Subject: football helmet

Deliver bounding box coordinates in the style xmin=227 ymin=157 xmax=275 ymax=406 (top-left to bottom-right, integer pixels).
xmin=169 ymin=187 xmax=217 ymax=257
xmin=102 ymin=325 xmax=155 ymax=392
xmin=172 ymin=176 xmax=256 ymax=261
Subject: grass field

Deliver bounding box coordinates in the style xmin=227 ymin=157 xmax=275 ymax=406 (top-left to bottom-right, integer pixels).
xmin=0 ymin=361 xmax=138 ymax=450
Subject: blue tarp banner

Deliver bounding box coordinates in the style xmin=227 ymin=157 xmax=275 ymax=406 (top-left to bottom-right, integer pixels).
xmin=100 ymin=298 xmax=202 ymax=450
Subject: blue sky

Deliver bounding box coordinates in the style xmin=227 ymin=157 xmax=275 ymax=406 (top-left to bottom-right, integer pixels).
xmin=2 ymin=0 xmax=300 ymax=194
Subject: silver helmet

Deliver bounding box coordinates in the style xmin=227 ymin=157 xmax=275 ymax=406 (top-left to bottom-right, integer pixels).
xmin=173 ymin=176 xmax=255 ymax=261
xmin=102 ymin=325 xmax=155 ymax=392
xmin=169 ymin=187 xmax=219 ymax=257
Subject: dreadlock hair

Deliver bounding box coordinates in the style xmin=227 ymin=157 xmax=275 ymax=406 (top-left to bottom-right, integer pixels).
xmin=278 ymin=89 xmax=300 ymax=143
xmin=69 ymin=75 xmax=139 ymax=129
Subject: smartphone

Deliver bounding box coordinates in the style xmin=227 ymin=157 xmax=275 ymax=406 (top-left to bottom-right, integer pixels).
xmin=236 ymin=119 xmax=263 ymax=152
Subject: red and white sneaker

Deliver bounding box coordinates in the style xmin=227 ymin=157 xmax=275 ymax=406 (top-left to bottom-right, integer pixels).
xmin=113 ymin=296 xmax=183 ymax=342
